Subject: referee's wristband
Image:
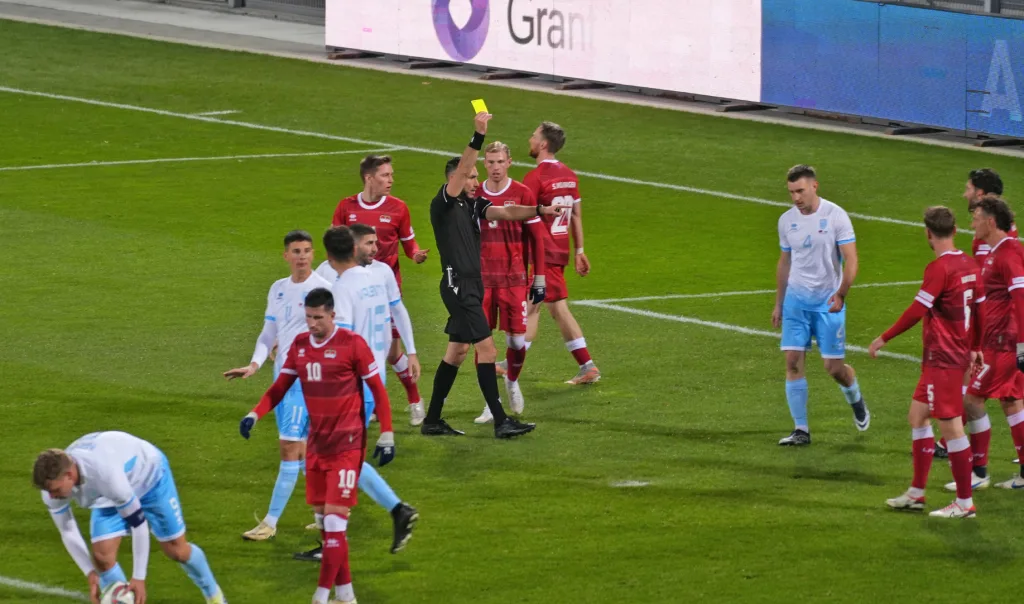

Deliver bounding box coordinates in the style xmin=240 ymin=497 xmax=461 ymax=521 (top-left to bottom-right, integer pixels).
xmin=469 ymin=131 xmax=485 ymax=150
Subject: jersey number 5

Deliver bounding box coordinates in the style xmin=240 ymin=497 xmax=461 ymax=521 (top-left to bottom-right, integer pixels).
xmin=550 ymin=195 xmax=574 ymax=236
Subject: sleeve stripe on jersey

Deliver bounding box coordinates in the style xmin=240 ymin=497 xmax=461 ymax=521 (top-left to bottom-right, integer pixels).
xmin=336 ymin=322 xmax=354 ymax=329
xmin=115 ymin=495 xmax=138 ymax=511
xmin=265 ymin=315 xmax=276 ymax=321
xmin=976 ymin=296 xmax=987 ymax=303
xmin=361 ymin=368 xmax=380 ymax=380
xmin=1009 ymin=284 xmax=1024 ymax=292
xmin=837 ymin=238 xmax=856 ymax=245
xmin=1013 ymin=277 xmax=1024 ymax=286
xmin=281 ymin=368 xmax=297 ymax=375
xmin=916 ymin=290 xmax=935 ymax=304
xmin=389 ymin=298 xmax=401 ymax=307
xmin=49 ymin=504 xmax=70 ymax=515
xmin=525 ymin=217 xmax=542 ymax=224
xmin=976 ymin=251 xmax=990 ymax=257
xmin=780 ymin=245 xmax=792 ymax=252
xmin=573 ymin=198 xmax=581 ymax=204
xmin=399 ymin=232 xmax=416 ymax=241
xmin=914 ymin=295 xmax=934 ymax=309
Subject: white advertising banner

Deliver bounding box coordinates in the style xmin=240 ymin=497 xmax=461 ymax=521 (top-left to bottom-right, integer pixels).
xmin=325 ymin=0 xmax=762 ymax=102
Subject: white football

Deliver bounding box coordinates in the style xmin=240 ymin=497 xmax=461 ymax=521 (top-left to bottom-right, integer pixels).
xmin=100 ymin=581 xmax=136 ymax=604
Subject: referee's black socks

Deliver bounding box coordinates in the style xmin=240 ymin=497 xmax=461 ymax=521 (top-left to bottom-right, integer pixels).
xmin=476 ymin=362 xmax=508 ymax=424
xmin=425 ymin=360 xmax=460 ymax=424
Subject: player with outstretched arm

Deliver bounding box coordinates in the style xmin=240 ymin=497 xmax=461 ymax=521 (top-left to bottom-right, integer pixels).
xmin=869 ymin=206 xmax=981 ymax=518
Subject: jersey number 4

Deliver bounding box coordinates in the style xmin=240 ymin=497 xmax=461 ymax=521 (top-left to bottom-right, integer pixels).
xmin=550 ymin=195 xmax=574 ymax=235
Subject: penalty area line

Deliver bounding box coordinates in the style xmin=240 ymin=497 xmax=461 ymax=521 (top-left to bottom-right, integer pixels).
xmin=573 ymin=300 xmax=920 ymax=363
xmin=0 ymin=575 xmax=89 ymax=601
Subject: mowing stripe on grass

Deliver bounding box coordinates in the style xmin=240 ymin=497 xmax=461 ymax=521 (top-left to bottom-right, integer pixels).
xmin=573 ymin=300 xmax=920 ymax=363
xmin=0 ymin=148 xmax=398 ymax=172
xmin=584 ymin=280 xmax=921 ymax=304
xmin=0 ymin=575 xmax=88 ymax=602
xmin=0 ymin=86 xmax=960 ymax=234
xmin=0 ymin=148 xmax=397 ymax=171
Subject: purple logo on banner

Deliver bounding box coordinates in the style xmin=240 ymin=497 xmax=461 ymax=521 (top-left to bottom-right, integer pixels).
xmin=432 ymin=0 xmax=489 ymax=62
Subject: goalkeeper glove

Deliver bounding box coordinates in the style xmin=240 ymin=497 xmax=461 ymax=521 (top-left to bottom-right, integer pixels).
xmin=530 ymin=274 xmax=546 ymax=305
xmin=373 ymin=432 xmax=395 ymax=467
xmin=1017 ymin=343 xmax=1024 ymax=373
xmin=239 ymin=412 xmax=257 ymax=440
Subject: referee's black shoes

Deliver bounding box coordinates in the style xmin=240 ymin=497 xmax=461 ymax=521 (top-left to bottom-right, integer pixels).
xmin=494 ymin=417 xmax=535 ymax=439
xmin=420 ymin=419 xmax=465 ymax=436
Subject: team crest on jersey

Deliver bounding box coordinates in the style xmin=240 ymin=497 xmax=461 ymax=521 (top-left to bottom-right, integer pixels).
xmin=349 ymin=214 xmax=357 ymax=221
xmin=379 ymin=214 xmax=392 ymax=224
xmin=277 ymin=291 xmax=284 ymax=299
xmin=790 ymin=223 xmax=798 ymax=231
xmin=324 ymin=349 xmax=337 ymax=359
xmin=298 ymin=348 xmax=306 ymax=357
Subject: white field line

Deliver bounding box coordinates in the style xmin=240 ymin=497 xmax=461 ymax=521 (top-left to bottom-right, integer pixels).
xmin=573 ymin=300 xmax=920 ymax=363
xmin=0 ymin=86 xmax=966 ymax=235
xmin=194 ymin=110 xmax=240 ymax=116
xmin=0 ymin=575 xmax=88 ymax=601
xmin=587 ymin=280 xmax=921 ymax=304
xmin=0 ymin=148 xmax=396 ymax=172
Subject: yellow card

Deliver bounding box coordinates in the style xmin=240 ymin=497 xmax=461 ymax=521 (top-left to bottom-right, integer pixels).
xmin=471 ymin=99 xmax=489 ymax=114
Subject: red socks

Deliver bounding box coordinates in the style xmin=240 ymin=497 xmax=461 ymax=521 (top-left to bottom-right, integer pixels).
xmin=946 ymin=436 xmax=975 ymax=501
xmin=392 ymin=354 xmax=421 ymax=404
xmin=911 ymin=426 xmax=935 ymax=490
xmin=319 ymin=515 xmax=350 ymax=592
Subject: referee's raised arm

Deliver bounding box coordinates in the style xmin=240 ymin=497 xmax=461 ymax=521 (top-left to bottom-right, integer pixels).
xmin=445 ymin=112 xmax=492 ymax=198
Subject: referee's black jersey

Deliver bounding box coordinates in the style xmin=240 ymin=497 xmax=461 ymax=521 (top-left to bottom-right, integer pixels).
xmin=429 ymin=184 xmax=493 ymax=279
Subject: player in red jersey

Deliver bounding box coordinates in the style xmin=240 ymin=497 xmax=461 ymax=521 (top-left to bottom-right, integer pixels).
xmin=517 ymin=121 xmax=600 ymax=385
xmin=933 ymin=169 xmax=1012 ymax=460
xmin=239 ymin=288 xmax=396 ymax=604
xmin=332 ymin=155 xmax=430 ymax=425
xmin=869 ymin=207 xmax=982 ymax=518
xmin=964 ymin=168 xmax=1012 ymax=258
xmin=961 ymin=195 xmax=1024 ymax=490
xmin=471 ymin=141 xmax=547 ymax=423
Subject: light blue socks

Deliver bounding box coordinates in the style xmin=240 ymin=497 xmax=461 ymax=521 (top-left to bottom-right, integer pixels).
xmin=359 ymin=462 xmax=400 ymax=512
xmin=786 ymin=378 xmax=810 ymax=431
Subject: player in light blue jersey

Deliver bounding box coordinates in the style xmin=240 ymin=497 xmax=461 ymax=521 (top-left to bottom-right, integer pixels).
xmin=34 ymin=432 xmax=225 ymax=603
xmin=290 ymin=225 xmax=418 ymax=562
xmin=772 ymin=165 xmax=870 ymax=446
xmin=223 ymin=230 xmax=332 ymax=541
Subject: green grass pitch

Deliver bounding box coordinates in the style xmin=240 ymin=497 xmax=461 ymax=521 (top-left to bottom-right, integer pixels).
xmin=2 ymin=18 xmax=1024 ymax=604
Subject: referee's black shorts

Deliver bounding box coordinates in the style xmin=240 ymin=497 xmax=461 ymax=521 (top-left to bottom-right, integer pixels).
xmin=440 ymin=275 xmax=491 ymax=344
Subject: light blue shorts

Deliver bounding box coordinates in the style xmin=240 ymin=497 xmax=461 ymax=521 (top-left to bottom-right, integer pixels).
xmin=90 ymin=455 xmax=186 ymax=543
xmin=275 ymin=378 xmax=310 ymax=442
xmin=780 ymin=303 xmax=846 ymax=359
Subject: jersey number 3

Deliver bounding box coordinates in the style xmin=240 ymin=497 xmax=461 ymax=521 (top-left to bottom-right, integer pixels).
xmin=550 ymin=195 xmax=574 ymax=235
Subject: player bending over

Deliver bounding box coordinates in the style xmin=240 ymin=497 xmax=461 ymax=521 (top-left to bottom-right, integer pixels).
xmin=473 ymin=141 xmax=547 ymax=423
xmin=223 ymin=230 xmax=332 ymax=542
xmin=240 ymin=287 xmax=396 ymax=604
xmin=773 ymin=165 xmax=869 ymax=445
xmin=34 ymin=431 xmax=225 ymax=603
xmin=869 ymin=206 xmax=981 ymax=518
xmin=332 ymin=155 xmax=430 ymax=425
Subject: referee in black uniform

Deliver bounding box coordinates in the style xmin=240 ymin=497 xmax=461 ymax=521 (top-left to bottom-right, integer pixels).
xmin=422 ymin=111 xmax=562 ymax=438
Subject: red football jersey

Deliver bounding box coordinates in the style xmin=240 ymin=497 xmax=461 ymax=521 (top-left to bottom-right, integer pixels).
xmin=332 ymin=193 xmax=415 ymax=280
xmin=978 ymin=237 xmax=1024 ymax=352
xmin=915 ymin=251 xmax=983 ymax=369
xmin=523 ymin=160 xmax=580 ymax=267
xmin=973 ymin=223 xmax=1018 ymax=257
xmin=477 ymin=179 xmax=539 ymax=288
xmin=281 ymin=328 xmax=378 ymax=460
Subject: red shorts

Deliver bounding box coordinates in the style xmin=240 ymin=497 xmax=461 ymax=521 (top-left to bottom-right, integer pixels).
xmin=913 ymin=366 xmax=967 ymax=419
xmin=305 ymin=449 xmax=363 ymax=508
xmin=483 ymin=286 xmax=529 ymax=334
xmin=967 ymin=351 xmax=1024 ymax=401
xmin=544 ymin=265 xmax=568 ymax=303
